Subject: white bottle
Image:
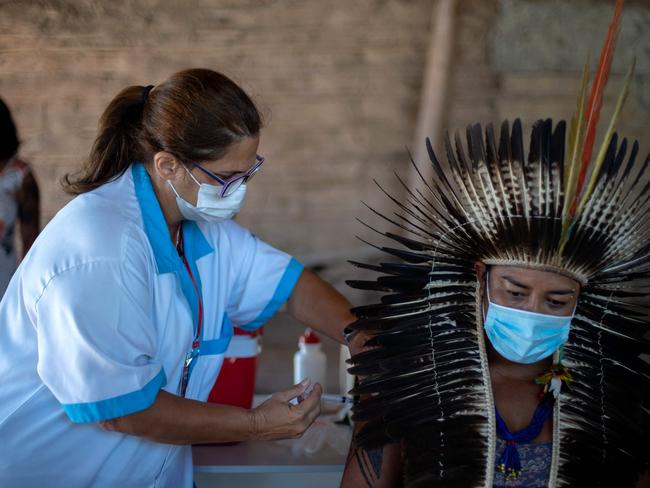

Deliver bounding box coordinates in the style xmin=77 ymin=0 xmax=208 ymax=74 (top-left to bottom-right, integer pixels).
xmin=293 ymin=328 xmax=327 ymax=389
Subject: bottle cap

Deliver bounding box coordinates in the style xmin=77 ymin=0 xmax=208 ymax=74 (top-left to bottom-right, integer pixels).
xmin=299 ymin=328 xmax=321 ymax=344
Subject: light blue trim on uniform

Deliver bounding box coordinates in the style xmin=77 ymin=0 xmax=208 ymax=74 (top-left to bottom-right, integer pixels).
xmin=240 ymin=257 xmax=304 ymax=331
xmin=132 ymin=163 xmax=215 ymax=387
xmin=131 ymin=163 xmax=179 ymax=274
xmin=182 ymin=220 xmax=213 ymax=264
xmin=131 ymin=163 xmax=214 ymax=337
xmin=181 ymin=220 xmax=210 ymax=340
xmin=62 ymin=368 xmax=167 ymax=423
xmin=200 ymin=314 xmax=234 ymax=356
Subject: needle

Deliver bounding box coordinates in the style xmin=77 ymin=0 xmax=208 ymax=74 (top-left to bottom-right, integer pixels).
xmin=289 ymin=393 xmax=353 ymax=405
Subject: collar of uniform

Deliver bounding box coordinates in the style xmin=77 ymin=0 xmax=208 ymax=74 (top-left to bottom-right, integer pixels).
xmin=181 ymin=220 xmax=214 ymax=265
xmin=131 ymin=162 xmax=213 ymax=274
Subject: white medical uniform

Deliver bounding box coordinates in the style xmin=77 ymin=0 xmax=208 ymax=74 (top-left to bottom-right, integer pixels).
xmin=0 ymin=163 xmax=304 ymax=487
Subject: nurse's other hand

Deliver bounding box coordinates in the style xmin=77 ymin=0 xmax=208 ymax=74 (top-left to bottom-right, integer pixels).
xmin=249 ymin=379 xmax=322 ymax=441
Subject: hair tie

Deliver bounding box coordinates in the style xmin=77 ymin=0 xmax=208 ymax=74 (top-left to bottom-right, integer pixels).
xmin=141 ymin=85 xmax=154 ymax=105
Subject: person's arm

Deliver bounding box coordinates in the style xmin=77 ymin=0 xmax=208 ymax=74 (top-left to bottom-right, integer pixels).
xmin=16 ymin=169 xmax=39 ymax=257
xmin=101 ymin=379 xmax=322 ymax=445
xmin=341 ymin=428 xmax=403 ymax=487
xmin=285 ymin=268 xmax=356 ymax=346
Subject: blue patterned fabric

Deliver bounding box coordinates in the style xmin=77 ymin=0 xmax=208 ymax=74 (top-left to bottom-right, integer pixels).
xmin=493 ymin=438 xmax=552 ymax=487
xmin=494 ymin=398 xmax=553 ymax=479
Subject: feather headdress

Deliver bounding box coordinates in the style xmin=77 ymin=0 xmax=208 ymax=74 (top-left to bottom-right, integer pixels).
xmin=347 ymin=1 xmax=650 ymax=486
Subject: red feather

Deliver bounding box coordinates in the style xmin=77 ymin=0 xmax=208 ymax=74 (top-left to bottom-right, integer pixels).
xmin=569 ymin=0 xmax=624 ymax=216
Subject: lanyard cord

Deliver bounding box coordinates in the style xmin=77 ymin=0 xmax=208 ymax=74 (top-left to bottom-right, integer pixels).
xmin=176 ymin=230 xmax=203 ymax=349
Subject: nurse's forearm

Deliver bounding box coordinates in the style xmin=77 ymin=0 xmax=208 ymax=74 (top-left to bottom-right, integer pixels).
xmin=100 ymin=381 xmax=321 ymax=445
xmin=286 ymin=268 xmax=355 ymax=344
xmin=101 ymin=390 xmax=254 ymax=445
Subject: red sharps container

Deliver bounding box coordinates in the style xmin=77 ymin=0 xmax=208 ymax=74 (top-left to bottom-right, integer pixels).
xmin=207 ymin=327 xmax=262 ymax=410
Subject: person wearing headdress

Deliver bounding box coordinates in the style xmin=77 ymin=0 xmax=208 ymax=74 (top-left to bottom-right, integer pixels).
xmin=340 ymin=1 xmax=649 ymax=486
xmin=0 ymin=97 xmax=40 ymax=298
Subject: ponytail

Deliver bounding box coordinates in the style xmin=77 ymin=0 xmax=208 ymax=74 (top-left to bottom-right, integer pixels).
xmin=64 ymin=69 xmax=262 ymax=195
xmin=63 ymin=85 xmax=148 ymax=195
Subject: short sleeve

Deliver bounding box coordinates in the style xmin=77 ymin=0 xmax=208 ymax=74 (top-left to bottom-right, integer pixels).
xmin=225 ymin=224 xmax=304 ymax=331
xmin=35 ymin=256 xmax=165 ymax=423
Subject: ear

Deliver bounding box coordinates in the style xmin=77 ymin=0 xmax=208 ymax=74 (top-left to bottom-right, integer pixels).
xmin=474 ymin=261 xmax=487 ymax=296
xmin=152 ymin=151 xmax=183 ymax=181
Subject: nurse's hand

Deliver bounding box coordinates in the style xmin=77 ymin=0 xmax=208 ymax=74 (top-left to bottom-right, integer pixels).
xmin=250 ymin=379 xmax=322 ymax=441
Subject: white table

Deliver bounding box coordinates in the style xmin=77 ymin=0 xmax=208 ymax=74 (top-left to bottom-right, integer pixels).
xmin=193 ymin=399 xmax=352 ymax=488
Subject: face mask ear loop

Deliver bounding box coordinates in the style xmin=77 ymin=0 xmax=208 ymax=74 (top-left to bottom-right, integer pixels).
xmin=167 ymin=180 xmax=183 ymax=199
xmin=168 ymin=179 xmax=198 ymax=214
xmin=181 ymin=163 xmax=202 ymax=187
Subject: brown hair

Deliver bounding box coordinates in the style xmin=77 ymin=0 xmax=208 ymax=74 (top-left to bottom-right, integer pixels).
xmin=63 ymin=68 xmax=262 ymax=194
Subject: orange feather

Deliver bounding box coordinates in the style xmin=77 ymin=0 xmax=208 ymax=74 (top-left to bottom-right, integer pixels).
xmin=569 ymin=0 xmax=624 ymax=216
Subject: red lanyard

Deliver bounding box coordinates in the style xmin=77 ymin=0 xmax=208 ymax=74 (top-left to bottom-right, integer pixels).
xmin=177 ymin=231 xmax=203 ymax=348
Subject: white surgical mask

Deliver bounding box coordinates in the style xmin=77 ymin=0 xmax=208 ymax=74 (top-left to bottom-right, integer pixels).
xmin=482 ymin=273 xmax=573 ymax=364
xmin=168 ymin=165 xmax=247 ymax=223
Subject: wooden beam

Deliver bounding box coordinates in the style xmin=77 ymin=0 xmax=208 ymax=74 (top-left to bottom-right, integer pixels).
xmin=410 ymin=0 xmax=456 ymax=188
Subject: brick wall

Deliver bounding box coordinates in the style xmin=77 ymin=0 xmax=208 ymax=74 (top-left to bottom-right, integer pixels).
xmin=2 ymin=0 xmax=648 ymax=277
xmin=446 ymin=0 xmax=650 ymax=152
xmin=0 ymin=0 xmax=432 ymax=268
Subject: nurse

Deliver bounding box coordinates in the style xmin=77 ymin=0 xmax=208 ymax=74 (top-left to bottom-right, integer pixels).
xmin=0 ymin=68 xmax=359 ymax=487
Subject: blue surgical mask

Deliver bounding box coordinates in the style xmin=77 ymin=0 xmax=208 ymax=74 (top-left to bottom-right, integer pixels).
xmin=482 ymin=273 xmax=573 ymax=364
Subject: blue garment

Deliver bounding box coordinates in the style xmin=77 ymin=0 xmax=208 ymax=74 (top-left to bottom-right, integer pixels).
xmin=493 ymin=438 xmax=552 ymax=487
xmin=494 ymin=398 xmax=553 ymax=478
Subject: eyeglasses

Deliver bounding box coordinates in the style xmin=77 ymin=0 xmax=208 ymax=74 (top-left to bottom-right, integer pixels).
xmin=191 ymin=154 xmax=265 ymax=197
